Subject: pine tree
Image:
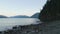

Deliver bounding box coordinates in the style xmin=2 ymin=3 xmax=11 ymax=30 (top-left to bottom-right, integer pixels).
xmin=39 ymin=0 xmax=60 ymax=22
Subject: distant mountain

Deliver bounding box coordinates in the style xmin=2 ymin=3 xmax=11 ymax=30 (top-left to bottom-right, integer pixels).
xmin=31 ymin=13 xmax=39 ymax=18
xmin=10 ymin=15 xmax=30 ymax=18
xmin=0 ymin=15 xmax=7 ymax=18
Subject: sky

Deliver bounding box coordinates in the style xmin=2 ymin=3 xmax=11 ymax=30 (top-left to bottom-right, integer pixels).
xmin=0 ymin=0 xmax=47 ymax=17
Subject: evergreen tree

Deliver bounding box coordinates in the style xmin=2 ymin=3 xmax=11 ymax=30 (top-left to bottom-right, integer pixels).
xmin=39 ymin=0 xmax=60 ymax=22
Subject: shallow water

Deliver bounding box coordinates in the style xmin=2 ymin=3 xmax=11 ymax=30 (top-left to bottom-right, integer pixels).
xmin=0 ymin=18 xmax=40 ymax=31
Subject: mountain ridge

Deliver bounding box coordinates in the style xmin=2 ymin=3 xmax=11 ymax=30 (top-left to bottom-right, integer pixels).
xmin=9 ymin=15 xmax=30 ymax=18
xmin=0 ymin=15 xmax=8 ymax=18
xmin=31 ymin=13 xmax=39 ymax=18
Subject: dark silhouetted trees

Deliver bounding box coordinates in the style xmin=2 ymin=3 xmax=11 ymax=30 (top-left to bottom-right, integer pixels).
xmin=39 ymin=0 xmax=60 ymax=22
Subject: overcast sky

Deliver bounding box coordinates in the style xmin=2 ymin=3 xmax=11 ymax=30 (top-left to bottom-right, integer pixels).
xmin=0 ymin=0 xmax=47 ymax=17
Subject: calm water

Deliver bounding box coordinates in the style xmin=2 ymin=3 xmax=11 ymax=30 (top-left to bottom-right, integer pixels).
xmin=0 ymin=18 xmax=40 ymax=31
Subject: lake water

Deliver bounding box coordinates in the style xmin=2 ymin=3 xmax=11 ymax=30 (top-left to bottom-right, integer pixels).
xmin=0 ymin=18 xmax=40 ymax=31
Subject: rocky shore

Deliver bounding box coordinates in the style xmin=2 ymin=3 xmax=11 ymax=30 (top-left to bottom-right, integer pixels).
xmin=0 ymin=0 xmax=60 ymax=34
xmin=1 ymin=20 xmax=60 ymax=34
xmin=0 ymin=23 xmax=45 ymax=34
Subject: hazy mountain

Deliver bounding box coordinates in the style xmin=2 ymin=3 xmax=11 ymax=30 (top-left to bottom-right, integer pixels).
xmin=0 ymin=15 xmax=7 ymax=18
xmin=10 ymin=15 xmax=30 ymax=18
xmin=31 ymin=13 xmax=39 ymax=18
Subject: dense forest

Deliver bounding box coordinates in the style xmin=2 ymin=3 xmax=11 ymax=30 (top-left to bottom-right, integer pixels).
xmin=39 ymin=0 xmax=60 ymax=22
